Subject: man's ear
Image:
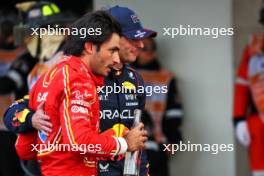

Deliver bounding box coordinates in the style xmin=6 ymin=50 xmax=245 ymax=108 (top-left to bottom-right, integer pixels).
xmin=84 ymin=42 xmax=95 ymax=54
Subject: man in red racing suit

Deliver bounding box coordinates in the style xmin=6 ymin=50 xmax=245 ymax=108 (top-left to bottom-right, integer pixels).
xmin=15 ymin=10 xmax=147 ymax=176
xmin=16 ymin=55 xmax=128 ymax=176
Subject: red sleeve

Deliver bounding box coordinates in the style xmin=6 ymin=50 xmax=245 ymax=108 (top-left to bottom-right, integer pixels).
xmin=59 ymin=65 xmax=127 ymax=157
xmin=15 ymin=132 xmax=37 ymax=160
xmin=233 ymin=46 xmax=251 ymax=121
xmin=15 ymin=78 xmax=39 ymax=160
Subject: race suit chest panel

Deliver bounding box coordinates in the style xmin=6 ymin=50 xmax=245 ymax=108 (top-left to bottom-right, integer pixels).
xmin=98 ymin=67 xmax=142 ymax=132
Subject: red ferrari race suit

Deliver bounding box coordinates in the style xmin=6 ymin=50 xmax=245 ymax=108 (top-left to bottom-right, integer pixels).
xmin=15 ymin=55 xmax=128 ymax=176
xmin=234 ymin=34 xmax=264 ymax=171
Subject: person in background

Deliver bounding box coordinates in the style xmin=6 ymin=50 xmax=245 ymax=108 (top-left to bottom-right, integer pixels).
xmin=0 ymin=11 xmax=24 ymax=129
xmin=0 ymin=11 xmax=25 ymax=176
xmin=233 ymin=6 xmax=264 ymax=176
xmin=0 ymin=1 xmax=72 ymax=175
xmin=133 ymin=37 xmax=184 ymax=176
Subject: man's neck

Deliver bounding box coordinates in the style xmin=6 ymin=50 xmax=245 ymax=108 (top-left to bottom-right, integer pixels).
xmin=79 ymin=55 xmax=91 ymax=69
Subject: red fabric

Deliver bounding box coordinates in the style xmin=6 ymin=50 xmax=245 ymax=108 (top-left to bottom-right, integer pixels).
xmin=233 ymin=46 xmax=251 ymax=119
xmin=15 ymin=132 xmax=37 ymax=160
xmin=16 ymin=56 xmax=119 ymax=176
xmin=233 ymin=34 xmax=264 ymax=171
xmin=247 ymin=115 xmax=264 ymax=170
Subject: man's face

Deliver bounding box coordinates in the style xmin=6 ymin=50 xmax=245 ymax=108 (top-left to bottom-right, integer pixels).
xmin=90 ymin=33 xmax=120 ymax=76
xmin=138 ymin=38 xmax=156 ymax=65
xmin=119 ymin=37 xmax=144 ymax=63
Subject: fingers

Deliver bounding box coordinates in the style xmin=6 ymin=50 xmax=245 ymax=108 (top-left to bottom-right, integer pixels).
xmin=40 ymin=129 xmax=50 ymax=136
xmin=141 ymin=130 xmax=148 ymax=137
xmin=40 ymin=125 xmax=52 ymax=133
xmin=37 ymin=101 xmax=45 ymax=110
xmin=134 ymin=122 xmax=144 ymax=130
xmin=141 ymin=136 xmax=147 ymax=142
xmin=38 ymin=119 xmax=52 ymax=134
xmin=32 ymin=113 xmax=52 ymax=134
xmin=32 ymin=111 xmax=51 ymax=123
xmin=39 ymin=123 xmax=52 ymax=136
xmin=40 ymin=119 xmax=53 ymax=129
xmin=139 ymin=137 xmax=147 ymax=149
xmin=33 ymin=111 xmax=50 ymax=123
xmin=140 ymin=142 xmax=145 ymax=148
xmin=39 ymin=114 xmax=50 ymax=121
xmin=138 ymin=122 xmax=144 ymax=128
xmin=123 ymin=129 xmax=129 ymax=137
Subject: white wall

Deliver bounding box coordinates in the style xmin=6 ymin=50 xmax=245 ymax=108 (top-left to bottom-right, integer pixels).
xmin=94 ymin=0 xmax=235 ymax=176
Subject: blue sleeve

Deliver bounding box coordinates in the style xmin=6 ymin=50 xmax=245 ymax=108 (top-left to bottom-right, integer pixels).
xmin=3 ymin=96 xmax=35 ymax=133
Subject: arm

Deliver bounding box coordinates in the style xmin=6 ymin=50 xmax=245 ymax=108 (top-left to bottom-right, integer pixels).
xmin=13 ymin=81 xmax=38 ymax=160
xmin=4 ymin=95 xmax=52 ymax=134
xmin=233 ymin=46 xmax=251 ymax=126
xmin=233 ymin=46 xmax=251 ymax=147
xmin=15 ymin=132 xmax=37 ymax=160
xmin=3 ymin=95 xmax=34 ymax=133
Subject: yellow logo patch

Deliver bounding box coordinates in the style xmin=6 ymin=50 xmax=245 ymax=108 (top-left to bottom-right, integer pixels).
xmin=112 ymin=123 xmax=128 ymax=137
xmin=122 ymin=81 xmax=136 ymax=90
xmin=16 ymin=109 xmax=30 ymax=123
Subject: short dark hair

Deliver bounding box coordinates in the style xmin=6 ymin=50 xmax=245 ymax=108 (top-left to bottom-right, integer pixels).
xmin=63 ymin=10 xmax=122 ymax=56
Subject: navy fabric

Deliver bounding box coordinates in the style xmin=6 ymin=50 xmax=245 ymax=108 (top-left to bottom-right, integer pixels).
xmin=109 ymin=6 xmax=157 ymax=40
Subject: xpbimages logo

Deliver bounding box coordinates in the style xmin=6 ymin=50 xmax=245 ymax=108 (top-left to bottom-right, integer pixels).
xmin=31 ymin=25 xmax=102 ymax=38
xmin=31 ymin=142 xmax=102 ymax=155
xmin=163 ymin=25 xmax=234 ymax=39
xmin=97 ymin=83 xmax=168 ymax=97
xmin=163 ymin=141 xmax=234 ymax=155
